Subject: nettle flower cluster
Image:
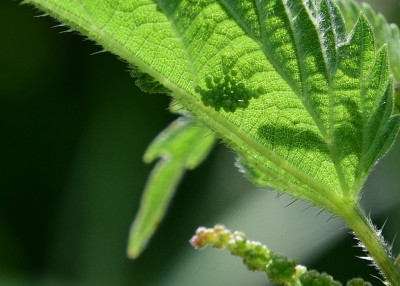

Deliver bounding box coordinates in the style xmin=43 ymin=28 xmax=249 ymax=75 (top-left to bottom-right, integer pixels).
xmin=190 ymin=225 xmax=371 ymax=286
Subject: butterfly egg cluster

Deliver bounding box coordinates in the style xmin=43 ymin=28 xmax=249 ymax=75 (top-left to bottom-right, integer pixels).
xmin=195 ymin=69 xmax=264 ymax=112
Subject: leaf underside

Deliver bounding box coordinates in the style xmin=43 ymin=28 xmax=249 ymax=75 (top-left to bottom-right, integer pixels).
xmin=24 ymin=0 xmax=400 ymax=214
xmin=336 ymin=0 xmax=400 ymax=84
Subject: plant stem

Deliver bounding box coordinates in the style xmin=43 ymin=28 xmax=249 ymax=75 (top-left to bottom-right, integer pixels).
xmin=340 ymin=201 xmax=400 ymax=286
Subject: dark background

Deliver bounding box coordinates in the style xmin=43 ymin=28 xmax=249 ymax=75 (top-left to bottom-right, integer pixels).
xmin=1 ymin=1 xmax=399 ymax=285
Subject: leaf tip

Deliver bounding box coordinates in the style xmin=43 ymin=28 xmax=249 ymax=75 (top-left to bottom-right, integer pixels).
xmin=127 ymin=248 xmax=140 ymax=259
xmin=127 ymin=229 xmax=144 ymax=259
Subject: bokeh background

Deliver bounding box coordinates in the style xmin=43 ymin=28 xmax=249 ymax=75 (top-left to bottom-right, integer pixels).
xmin=1 ymin=1 xmax=399 ymax=285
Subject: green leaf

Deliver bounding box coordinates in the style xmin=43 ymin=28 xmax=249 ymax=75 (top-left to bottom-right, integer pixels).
xmin=22 ymin=1 xmax=400 ymax=282
xmin=127 ymin=117 xmax=215 ymax=258
xmin=24 ymin=0 xmax=400 ymax=215
xmin=336 ymin=0 xmax=400 ymax=83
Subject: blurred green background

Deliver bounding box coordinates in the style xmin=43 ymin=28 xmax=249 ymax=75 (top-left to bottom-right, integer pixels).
xmin=1 ymin=1 xmax=399 ymax=285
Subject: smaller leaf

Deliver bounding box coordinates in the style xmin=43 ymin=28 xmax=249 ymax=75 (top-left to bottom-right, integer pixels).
xmin=127 ymin=117 xmax=215 ymax=258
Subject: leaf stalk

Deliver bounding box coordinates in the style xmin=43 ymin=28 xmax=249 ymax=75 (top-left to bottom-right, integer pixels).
xmin=340 ymin=201 xmax=400 ymax=286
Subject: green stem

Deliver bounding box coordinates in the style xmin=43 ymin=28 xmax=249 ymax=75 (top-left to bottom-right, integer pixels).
xmin=340 ymin=201 xmax=400 ymax=286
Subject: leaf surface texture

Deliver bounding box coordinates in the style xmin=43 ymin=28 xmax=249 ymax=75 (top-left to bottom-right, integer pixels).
xmin=25 ymin=0 xmax=400 ymax=212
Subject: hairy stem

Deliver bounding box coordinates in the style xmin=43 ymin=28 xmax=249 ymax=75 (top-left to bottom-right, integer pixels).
xmin=340 ymin=201 xmax=400 ymax=286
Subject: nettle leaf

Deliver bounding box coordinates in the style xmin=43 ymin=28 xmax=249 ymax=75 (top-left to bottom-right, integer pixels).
xmin=336 ymin=0 xmax=400 ymax=83
xmin=25 ymin=0 xmax=400 ymax=250
xmin=128 ymin=117 xmax=215 ymax=258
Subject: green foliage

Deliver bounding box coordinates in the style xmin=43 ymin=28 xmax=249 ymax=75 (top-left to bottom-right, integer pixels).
xmin=22 ymin=0 xmax=400 ymax=284
xmin=336 ymin=0 xmax=400 ymax=83
xmin=127 ymin=117 xmax=214 ymax=258
xmin=24 ymin=0 xmax=400 ymax=212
